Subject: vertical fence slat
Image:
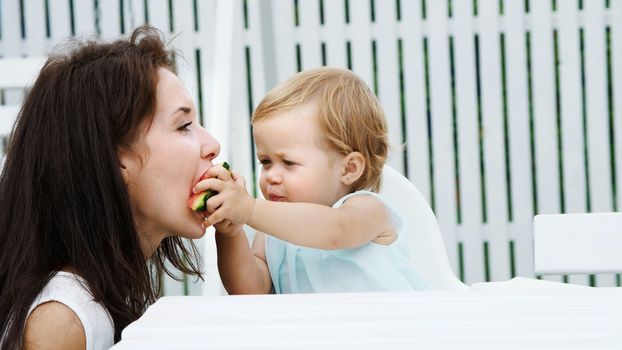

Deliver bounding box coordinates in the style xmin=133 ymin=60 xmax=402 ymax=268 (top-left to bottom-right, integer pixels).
xmin=585 ymin=0 xmax=613 ymax=213
xmin=479 ymin=0 xmax=510 ymax=281
xmin=323 ymin=0 xmax=347 ymax=68
xmin=271 ymin=0 xmax=297 ymax=81
xmin=453 ymin=0 xmax=484 ymax=284
xmin=0 ymin=0 xmax=24 ymax=120
xmin=195 ymin=0 xmax=217 ymax=127
xmin=208 ymin=0 xmax=242 ymax=203
xmin=172 ymin=0 xmax=199 ymax=113
xmin=48 ymin=0 xmax=71 ymax=43
xmin=248 ymin=0 xmax=275 ymax=99
xmin=530 ymin=1 xmax=562 ymax=283
xmin=584 ymin=1 xmax=616 ymax=288
xmin=530 ymin=1 xmax=560 ymax=215
xmin=558 ymin=1 xmax=589 ymax=286
xmin=161 ymin=261 xmax=185 ymax=296
xmin=147 ymin=0 xmax=171 ymax=34
xmin=246 ymin=0 xmax=272 ymax=197
xmin=73 ymin=0 xmax=97 ymax=36
xmin=298 ymin=0 xmax=322 ymax=70
xmin=400 ymin=0 xmax=431 ymax=203
xmin=97 ymin=0 xmax=121 ymax=37
xmin=1 ymin=0 xmax=22 ymax=56
xmin=376 ymin=1 xmax=403 ymax=173
xmin=427 ymin=0 xmax=458 ymax=271
xmin=173 ymin=0 xmax=199 ymax=102
xmin=613 ymin=0 xmax=622 ymax=219
xmin=349 ymin=0 xmax=374 ymax=89
xmin=235 ymin=0 xmax=258 ymax=295
xmin=23 ymin=0 xmax=47 ymax=56
xmin=124 ymin=0 xmax=147 ymax=33
xmin=246 ymin=0 xmax=272 ymax=154
xmin=504 ymin=0 xmax=534 ymax=279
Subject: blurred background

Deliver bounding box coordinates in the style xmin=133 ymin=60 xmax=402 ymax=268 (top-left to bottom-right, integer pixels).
xmin=1 ymin=0 xmax=620 ymax=294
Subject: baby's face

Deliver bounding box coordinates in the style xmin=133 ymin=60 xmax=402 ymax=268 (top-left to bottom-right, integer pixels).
xmin=253 ymin=103 xmax=351 ymax=206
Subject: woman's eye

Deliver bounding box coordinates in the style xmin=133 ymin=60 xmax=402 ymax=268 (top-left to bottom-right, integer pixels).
xmin=178 ymin=122 xmax=192 ymax=132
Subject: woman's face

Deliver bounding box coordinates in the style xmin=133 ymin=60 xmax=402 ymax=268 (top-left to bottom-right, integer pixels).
xmin=120 ymin=68 xmax=220 ymax=256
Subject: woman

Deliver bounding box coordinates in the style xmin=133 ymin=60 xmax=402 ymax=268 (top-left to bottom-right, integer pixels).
xmin=0 ymin=25 xmax=220 ymax=349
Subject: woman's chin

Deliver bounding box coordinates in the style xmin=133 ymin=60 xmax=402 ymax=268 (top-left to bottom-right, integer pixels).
xmin=187 ymin=212 xmax=208 ymax=236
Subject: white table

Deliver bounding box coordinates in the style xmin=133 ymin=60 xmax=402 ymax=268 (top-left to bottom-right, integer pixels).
xmin=112 ymin=281 xmax=622 ymax=349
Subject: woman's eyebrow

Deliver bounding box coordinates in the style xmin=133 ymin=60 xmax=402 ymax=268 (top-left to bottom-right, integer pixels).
xmin=171 ymin=106 xmax=191 ymax=116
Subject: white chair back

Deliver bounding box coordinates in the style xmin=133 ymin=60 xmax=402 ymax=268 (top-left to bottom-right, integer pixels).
xmin=380 ymin=165 xmax=468 ymax=290
xmin=0 ymin=57 xmax=46 ymax=151
xmin=534 ymin=213 xmax=622 ymax=275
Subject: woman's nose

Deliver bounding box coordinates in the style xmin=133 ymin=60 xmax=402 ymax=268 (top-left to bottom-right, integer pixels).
xmin=200 ymin=129 xmax=221 ymax=161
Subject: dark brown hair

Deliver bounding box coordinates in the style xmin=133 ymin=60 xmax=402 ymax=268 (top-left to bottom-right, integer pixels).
xmin=0 ymin=25 xmax=202 ymax=348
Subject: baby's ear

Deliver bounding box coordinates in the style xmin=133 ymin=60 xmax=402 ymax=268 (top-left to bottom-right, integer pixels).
xmin=340 ymin=152 xmax=366 ymax=186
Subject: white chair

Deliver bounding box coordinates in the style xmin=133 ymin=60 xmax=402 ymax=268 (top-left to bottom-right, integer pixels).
xmin=0 ymin=56 xmax=47 ymax=150
xmin=533 ymin=212 xmax=622 ymax=275
xmin=380 ymin=165 xmax=468 ymax=290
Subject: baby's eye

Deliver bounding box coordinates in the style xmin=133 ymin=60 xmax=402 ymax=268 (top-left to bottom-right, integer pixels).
xmin=259 ymin=159 xmax=271 ymax=167
xmin=283 ymin=160 xmax=296 ymax=167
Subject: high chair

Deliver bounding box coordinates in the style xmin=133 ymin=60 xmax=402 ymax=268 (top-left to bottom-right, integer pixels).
xmin=380 ymin=165 xmax=468 ymax=290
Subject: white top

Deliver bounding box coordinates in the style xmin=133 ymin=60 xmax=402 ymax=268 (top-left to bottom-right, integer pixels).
xmin=265 ymin=191 xmax=425 ymax=293
xmin=28 ymin=271 xmax=114 ymax=350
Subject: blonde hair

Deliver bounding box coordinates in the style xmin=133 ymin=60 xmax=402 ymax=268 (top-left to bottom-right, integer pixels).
xmin=252 ymin=67 xmax=388 ymax=192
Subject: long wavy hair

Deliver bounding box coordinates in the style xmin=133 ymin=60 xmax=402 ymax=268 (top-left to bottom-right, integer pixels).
xmin=0 ymin=25 xmax=202 ymax=348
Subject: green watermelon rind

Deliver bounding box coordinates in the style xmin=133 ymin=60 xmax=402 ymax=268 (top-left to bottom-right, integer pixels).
xmin=190 ymin=162 xmax=232 ymax=212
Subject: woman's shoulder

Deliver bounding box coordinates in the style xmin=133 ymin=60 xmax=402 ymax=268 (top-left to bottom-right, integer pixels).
xmin=26 ymin=271 xmax=115 ymax=350
xmin=24 ymin=301 xmax=86 ymax=350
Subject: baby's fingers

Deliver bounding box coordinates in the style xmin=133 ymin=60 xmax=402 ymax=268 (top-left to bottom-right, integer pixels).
xmin=206 ymin=163 xmax=233 ymax=182
xmin=205 ymin=194 xmax=225 ymax=213
xmin=231 ymin=171 xmax=246 ymax=187
xmin=203 ymin=209 xmax=224 ymax=228
xmin=193 ymin=178 xmax=224 ymax=194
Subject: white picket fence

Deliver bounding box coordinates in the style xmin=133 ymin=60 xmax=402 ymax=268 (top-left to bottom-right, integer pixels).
xmin=1 ymin=0 xmax=621 ymax=294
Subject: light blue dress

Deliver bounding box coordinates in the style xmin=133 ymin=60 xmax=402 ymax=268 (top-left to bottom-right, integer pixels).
xmin=265 ymin=191 xmax=425 ymax=293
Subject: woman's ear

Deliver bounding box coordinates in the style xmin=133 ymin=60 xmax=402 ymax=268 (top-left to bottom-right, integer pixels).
xmin=340 ymin=152 xmax=365 ymax=186
xmin=117 ymin=147 xmax=136 ymax=185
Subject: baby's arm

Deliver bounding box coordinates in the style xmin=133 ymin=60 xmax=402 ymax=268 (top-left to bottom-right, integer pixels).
xmin=248 ymin=194 xmax=396 ymax=249
xmin=200 ymin=177 xmax=395 ymax=250
xmin=215 ymin=227 xmax=272 ymax=294
xmin=195 ymin=167 xmax=271 ymax=294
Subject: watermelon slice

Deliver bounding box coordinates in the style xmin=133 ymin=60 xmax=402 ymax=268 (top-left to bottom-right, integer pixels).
xmin=188 ymin=162 xmax=231 ymax=212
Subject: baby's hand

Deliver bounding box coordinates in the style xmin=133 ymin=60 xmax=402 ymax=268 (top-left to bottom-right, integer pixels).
xmin=213 ymin=219 xmax=245 ymax=238
xmin=199 ymin=174 xmax=255 ymax=227
xmin=204 ymin=170 xmax=246 ymax=237
xmin=192 ymin=163 xmax=242 ymax=232
xmin=189 ymin=163 xmax=232 ymax=212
